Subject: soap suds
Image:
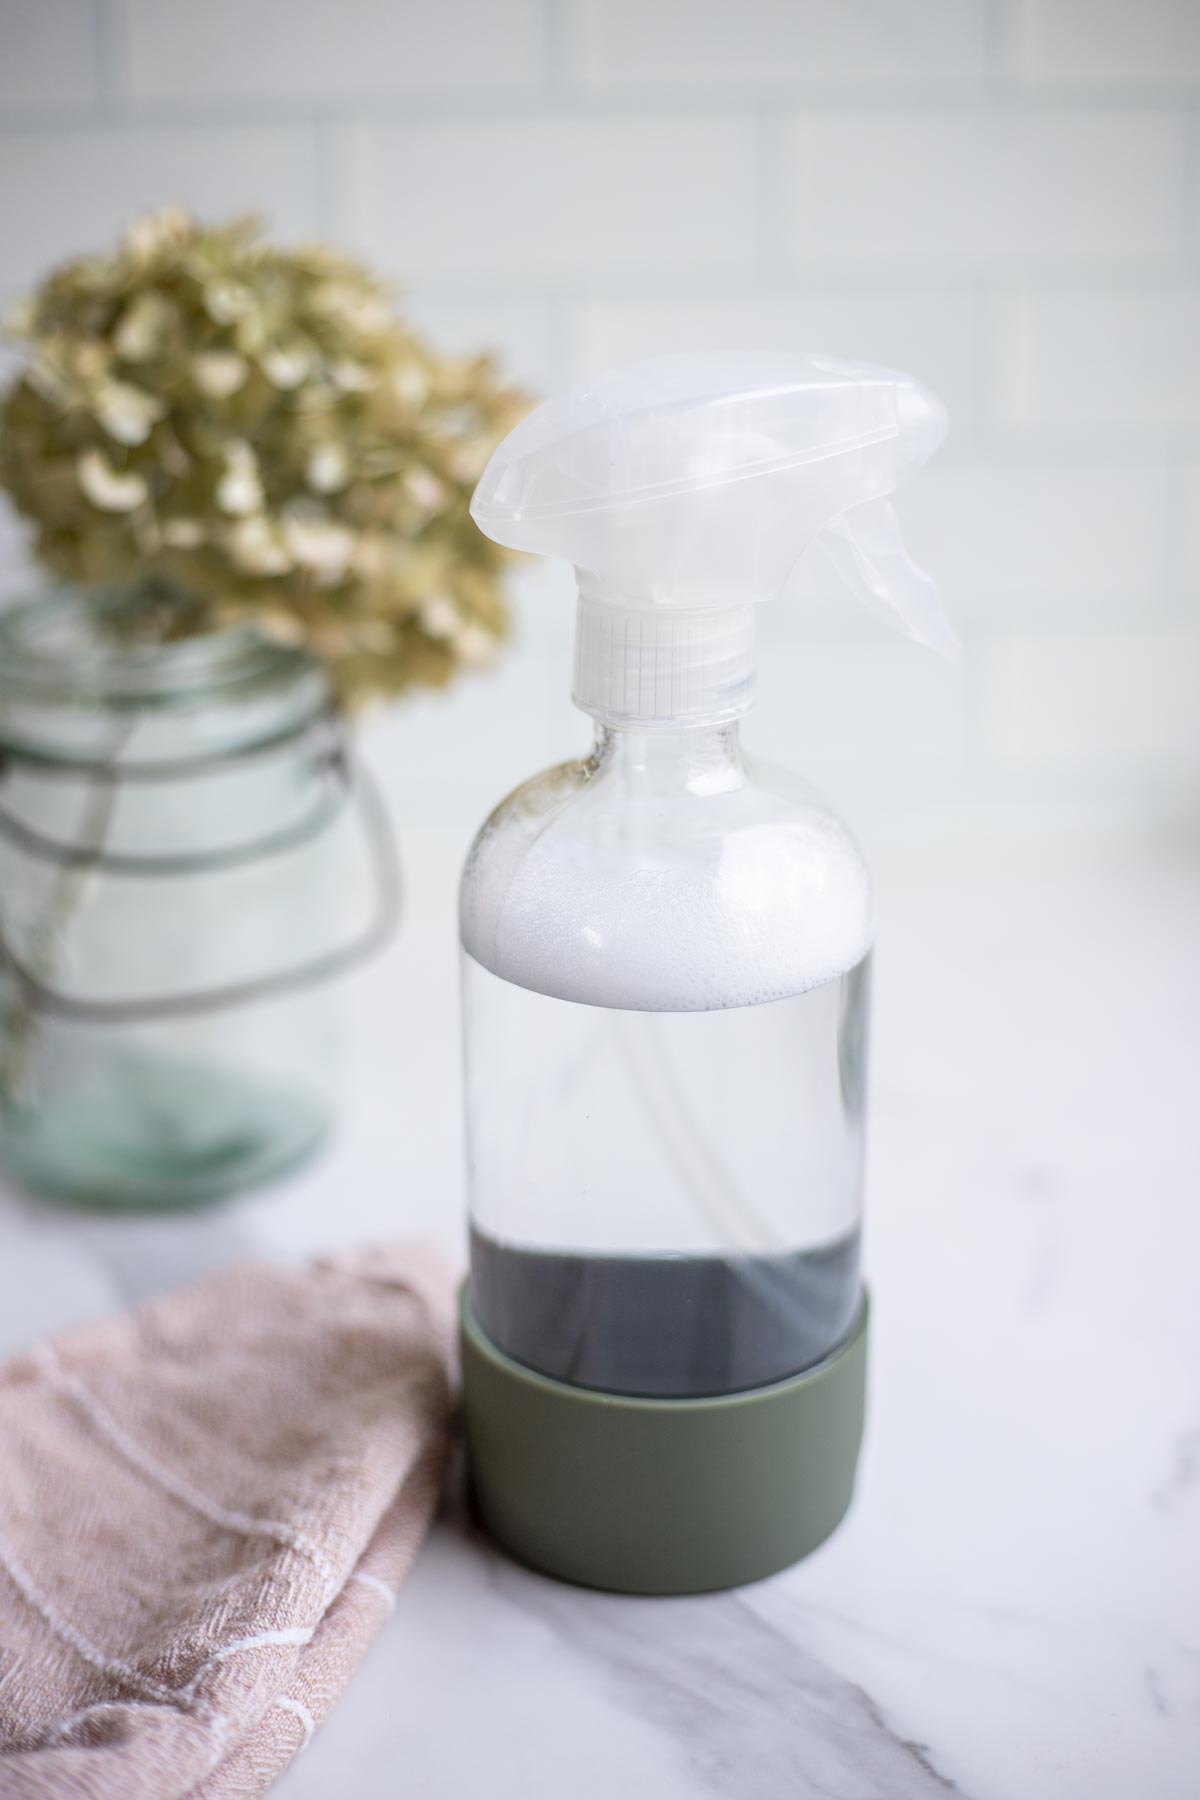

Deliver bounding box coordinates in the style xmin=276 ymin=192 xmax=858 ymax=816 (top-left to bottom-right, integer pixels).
xmin=463 ymin=807 xmax=873 ymax=1012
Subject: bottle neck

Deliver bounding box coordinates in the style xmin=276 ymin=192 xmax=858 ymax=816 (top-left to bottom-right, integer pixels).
xmin=571 ymin=592 xmax=756 ymax=729
xmin=590 ymin=719 xmax=746 ymax=796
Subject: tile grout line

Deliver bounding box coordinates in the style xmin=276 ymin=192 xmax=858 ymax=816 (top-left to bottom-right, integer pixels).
xmin=1181 ymin=103 xmax=1200 ymax=270
xmin=1161 ymin=460 xmax=1193 ymax=622
xmin=2 ymin=89 xmax=1199 ymax=134
xmin=752 ymin=111 xmax=780 ymax=285
xmin=542 ymin=0 xmax=570 ymax=96
xmin=310 ymin=117 xmax=344 ymax=242
xmin=542 ymin=296 xmax=574 ymax=389
xmin=90 ymin=0 xmax=132 ymax=113
xmin=981 ymin=0 xmax=1015 ymax=97
xmin=969 ymin=279 xmax=999 ymax=456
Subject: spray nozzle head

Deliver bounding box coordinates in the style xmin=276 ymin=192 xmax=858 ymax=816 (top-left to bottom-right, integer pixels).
xmin=472 ymin=353 xmax=954 ymax=723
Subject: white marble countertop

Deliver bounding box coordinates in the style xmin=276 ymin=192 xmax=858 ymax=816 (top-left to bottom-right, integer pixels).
xmin=1 ymin=832 xmax=1197 ymax=1799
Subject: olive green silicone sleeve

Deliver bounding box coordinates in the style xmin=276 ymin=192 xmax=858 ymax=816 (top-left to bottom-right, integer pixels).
xmin=459 ymin=1289 xmax=868 ymax=1595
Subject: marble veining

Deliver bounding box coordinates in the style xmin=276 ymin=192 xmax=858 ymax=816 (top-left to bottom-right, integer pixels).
xmin=0 ymin=840 xmax=1196 ymax=1798
xmin=494 ymin=1548 xmax=968 ymax=1798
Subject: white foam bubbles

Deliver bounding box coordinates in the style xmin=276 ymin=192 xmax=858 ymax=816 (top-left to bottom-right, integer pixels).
xmin=462 ymin=793 xmax=873 ymax=1013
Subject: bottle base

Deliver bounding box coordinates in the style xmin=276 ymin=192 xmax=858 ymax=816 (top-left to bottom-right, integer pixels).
xmin=459 ymin=1286 xmax=868 ymax=1595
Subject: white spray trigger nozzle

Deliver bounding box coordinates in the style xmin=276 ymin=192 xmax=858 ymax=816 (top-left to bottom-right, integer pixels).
xmin=818 ymin=499 xmax=960 ymax=659
xmin=472 ymin=353 xmax=954 ymax=723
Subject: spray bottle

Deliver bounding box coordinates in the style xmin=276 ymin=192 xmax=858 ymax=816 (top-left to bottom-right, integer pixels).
xmin=459 ymin=354 xmax=951 ymax=1593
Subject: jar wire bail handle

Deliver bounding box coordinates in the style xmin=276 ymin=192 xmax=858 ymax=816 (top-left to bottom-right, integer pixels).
xmin=0 ymin=737 xmax=401 ymax=1025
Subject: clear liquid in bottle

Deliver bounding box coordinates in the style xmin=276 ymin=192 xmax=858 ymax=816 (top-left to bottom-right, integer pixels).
xmin=464 ymin=950 xmax=869 ymax=1399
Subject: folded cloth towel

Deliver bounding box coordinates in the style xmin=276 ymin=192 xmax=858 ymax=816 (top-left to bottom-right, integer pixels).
xmin=0 ymin=1245 xmax=456 ymax=1799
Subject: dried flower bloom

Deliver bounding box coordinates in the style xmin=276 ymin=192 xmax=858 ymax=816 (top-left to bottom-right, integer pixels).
xmin=0 ymin=208 xmax=528 ymax=707
xmin=215 ymin=441 xmax=263 ymax=516
xmin=228 ymin=515 xmax=291 ymax=576
xmin=96 ymin=380 xmax=166 ymax=447
xmin=330 ymin=357 xmax=374 ymax=394
xmin=281 ymin=515 xmax=355 ymax=584
xmin=192 ymin=350 xmax=248 ymax=399
xmin=393 ymin=364 xmax=428 ymax=410
xmin=2 ymin=295 xmax=36 ymax=337
xmin=77 ymin=448 xmax=149 ymax=512
xmin=456 ymin=623 xmax=499 ymax=668
xmin=114 ymin=291 xmax=175 ymax=362
xmin=124 ymin=205 xmax=191 ymax=263
xmin=306 ymin=442 xmax=349 ymax=494
xmin=260 ymin=344 xmax=311 ymax=390
xmin=404 ymin=467 xmax=444 ymax=513
xmin=204 ymin=279 xmax=253 ymax=325
xmin=420 ymin=593 xmax=459 ymax=639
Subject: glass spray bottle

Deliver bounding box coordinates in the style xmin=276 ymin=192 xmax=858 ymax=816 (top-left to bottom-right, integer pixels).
xmin=459 ymin=356 xmax=953 ymax=1593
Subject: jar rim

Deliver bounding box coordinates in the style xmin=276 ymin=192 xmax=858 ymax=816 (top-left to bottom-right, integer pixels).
xmin=0 ymin=586 xmax=324 ymax=711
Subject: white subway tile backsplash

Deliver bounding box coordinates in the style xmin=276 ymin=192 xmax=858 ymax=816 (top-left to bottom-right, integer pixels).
xmin=901 ymin=466 xmax=1168 ymax=615
xmin=773 ymin=111 xmax=1186 ymax=266
xmin=982 ymin=632 xmax=1200 ymax=766
xmin=749 ymin=637 xmax=967 ymax=776
xmin=1006 ymin=0 xmax=1200 ymax=90
xmin=505 ymin=558 xmax=579 ymax=661
xmin=0 ymin=0 xmax=97 ymax=112
xmin=119 ymin=0 xmax=546 ymax=102
xmin=993 ymin=289 xmax=1200 ymax=430
xmin=338 ymin=116 xmax=756 ymax=282
xmin=0 ymin=127 xmax=316 ymax=293
xmin=0 ymin=0 xmax=1193 ymax=841
xmin=361 ymin=647 xmax=585 ymax=828
xmin=564 ymin=0 xmax=988 ymax=91
xmin=570 ymin=292 xmax=980 ymax=431
xmin=401 ymin=297 xmax=557 ymax=389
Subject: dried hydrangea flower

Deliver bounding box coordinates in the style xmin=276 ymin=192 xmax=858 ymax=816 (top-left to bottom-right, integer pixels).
xmin=228 ymin=515 xmax=291 ymax=576
xmin=77 ymin=448 xmax=149 ymax=512
xmin=96 ymin=380 xmax=166 ymax=447
xmin=204 ymin=279 xmax=253 ymax=326
xmin=192 ymin=350 xmax=248 ymax=399
xmin=456 ymin=622 xmax=499 ymax=668
xmin=215 ymin=442 xmax=264 ymax=516
xmin=0 ymin=208 xmax=528 ymax=708
xmin=305 ymin=443 xmax=349 ymax=494
xmin=282 ymin=515 xmax=355 ymax=584
xmin=260 ymin=344 xmax=311 ymax=390
xmin=114 ymin=291 xmax=175 ymax=362
xmin=420 ymin=593 xmax=459 ymax=639
xmin=405 ymin=467 xmax=446 ymax=513
xmin=123 ymin=205 xmax=191 ymax=263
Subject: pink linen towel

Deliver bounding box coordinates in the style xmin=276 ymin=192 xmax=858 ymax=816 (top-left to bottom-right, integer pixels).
xmin=0 ymin=1245 xmax=456 ymax=1799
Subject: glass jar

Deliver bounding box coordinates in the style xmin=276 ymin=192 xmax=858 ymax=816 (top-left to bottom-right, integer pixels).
xmin=0 ymin=589 xmax=397 ymax=1209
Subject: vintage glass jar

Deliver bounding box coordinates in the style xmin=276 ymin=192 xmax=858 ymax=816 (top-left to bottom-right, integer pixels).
xmin=0 ymin=589 xmax=397 ymax=1209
